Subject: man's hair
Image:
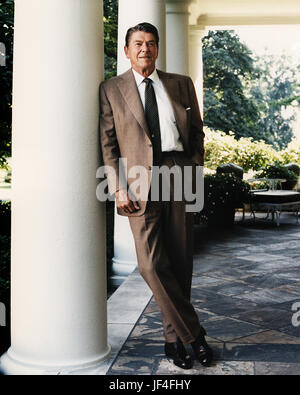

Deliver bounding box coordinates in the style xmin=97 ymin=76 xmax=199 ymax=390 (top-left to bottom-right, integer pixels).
xmin=125 ymin=22 xmax=159 ymax=47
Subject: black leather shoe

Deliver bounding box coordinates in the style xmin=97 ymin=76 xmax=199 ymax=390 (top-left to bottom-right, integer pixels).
xmin=164 ymin=338 xmax=193 ymax=370
xmin=191 ymin=334 xmax=213 ymax=367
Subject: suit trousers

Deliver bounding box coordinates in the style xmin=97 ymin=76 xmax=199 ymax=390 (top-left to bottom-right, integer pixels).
xmin=128 ymin=151 xmax=206 ymax=344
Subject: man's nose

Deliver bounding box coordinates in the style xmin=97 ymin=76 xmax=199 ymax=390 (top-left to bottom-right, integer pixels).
xmin=140 ymin=43 xmax=149 ymax=52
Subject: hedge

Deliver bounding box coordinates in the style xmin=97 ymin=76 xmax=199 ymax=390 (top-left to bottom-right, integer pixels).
xmin=204 ymin=128 xmax=300 ymax=172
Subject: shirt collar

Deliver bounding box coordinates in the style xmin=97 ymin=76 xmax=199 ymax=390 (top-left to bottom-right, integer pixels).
xmin=132 ymin=68 xmax=160 ymax=87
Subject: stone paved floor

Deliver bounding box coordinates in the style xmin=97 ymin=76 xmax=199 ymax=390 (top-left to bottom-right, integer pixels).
xmin=107 ymin=212 xmax=300 ymax=375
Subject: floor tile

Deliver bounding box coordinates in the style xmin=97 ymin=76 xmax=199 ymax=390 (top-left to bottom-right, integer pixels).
xmin=201 ymin=316 xmax=264 ymax=342
xmin=276 ymin=283 xmax=300 ymax=296
xmin=194 ymin=308 xmax=219 ymax=323
xmin=191 ymin=275 xmax=227 ymax=287
xmin=276 ymin=270 xmax=300 ymax=282
xmin=230 ymin=330 xmax=300 ymax=344
xmin=129 ymin=324 xmax=164 ymax=342
xmin=201 ymin=297 xmax=259 ymax=316
xmin=230 ymin=253 xmax=284 ymax=263
xmin=198 ymin=281 xmax=257 ymax=297
xmin=254 ymin=361 xmax=300 ymax=375
xmin=224 ymin=343 xmax=300 ymax=362
xmin=234 ymin=288 xmax=300 ymax=305
xmin=156 ymin=359 xmax=254 ymax=375
xmin=277 ymin=325 xmax=300 ymax=338
xmin=119 ymin=339 xmax=165 ymax=358
xmin=204 ymin=267 xmax=252 ymax=280
xmin=240 ymin=273 xmax=298 ymax=289
xmin=107 ymin=356 xmax=155 ymax=375
xmin=231 ymin=306 xmax=294 ymax=329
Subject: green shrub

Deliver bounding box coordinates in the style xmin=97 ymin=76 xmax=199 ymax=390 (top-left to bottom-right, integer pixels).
xmin=281 ymin=138 xmax=300 ymax=164
xmin=198 ymin=172 xmax=250 ymax=226
xmin=255 ymin=162 xmax=298 ymax=181
xmin=232 ymin=137 xmax=281 ymax=172
xmin=255 ymin=162 xmax=298 ymax=190
xmin=204 ymin=128 xmax=281 ymax=171
xmin=204 ymin=129 xmax=237 ymax=170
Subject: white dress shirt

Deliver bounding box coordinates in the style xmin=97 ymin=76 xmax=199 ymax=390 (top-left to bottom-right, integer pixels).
xmin=132 ymin=68 xmax=184 ymax=152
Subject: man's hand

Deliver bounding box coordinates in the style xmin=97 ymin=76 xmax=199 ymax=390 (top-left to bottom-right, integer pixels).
xmin=116 ymin=189 xmax=140 ymax=214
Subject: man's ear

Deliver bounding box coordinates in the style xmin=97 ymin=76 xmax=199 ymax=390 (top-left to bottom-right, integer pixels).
xmin=124 ymin=45 xmax=129 ymax=59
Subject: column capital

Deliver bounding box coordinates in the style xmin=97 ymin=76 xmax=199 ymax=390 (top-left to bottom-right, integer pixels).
xmin=166 ymin=0 xmax=195 ymax=3
xmin=166 ymin=0 xmax=195 ymax=15
xmin=189 ymin=24 xmax=206 ymax=37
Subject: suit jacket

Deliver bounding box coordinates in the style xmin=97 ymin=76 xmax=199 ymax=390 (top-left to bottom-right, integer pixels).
xmin=99 ymin=68 xmax=205 ymax=216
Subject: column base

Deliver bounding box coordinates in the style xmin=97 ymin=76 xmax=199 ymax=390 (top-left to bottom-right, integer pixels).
xmin=112 ymin=258 xmax=137 ymax=277
xmin=110 ymin=258 xmax=137 ymax=290
xmin=0 ymin=345 xmax=111 ymax=375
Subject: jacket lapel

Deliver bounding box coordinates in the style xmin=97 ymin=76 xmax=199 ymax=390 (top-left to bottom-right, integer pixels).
xmin=116 ymin=69 xmax=188 ymax=145
xmin=116 ymin=69 xmax=151 ymax=139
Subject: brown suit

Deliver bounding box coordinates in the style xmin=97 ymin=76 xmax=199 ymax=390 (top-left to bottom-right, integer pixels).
xmin=100 ymin=69 xmax=204 ymax=214
xmin=100 ymin=68 xmax=206 ymax=344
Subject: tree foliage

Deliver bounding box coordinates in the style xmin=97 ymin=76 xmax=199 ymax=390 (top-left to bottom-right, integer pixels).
xmin=0 ymin=0 xmax=13 ymax=167
xmin=250 ymin=54 xmax=299 ymax=150
xmin=202 ymin=30 xmax=299 ymax=150
xmin=103 ymin=0 xmax=118 ymax=80
xmin=202 ymin=30 xmax=261 ymax=140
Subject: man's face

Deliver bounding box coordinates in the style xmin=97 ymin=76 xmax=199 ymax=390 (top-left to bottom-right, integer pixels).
xmin=124 ymin=31 xmax=158 ymax=75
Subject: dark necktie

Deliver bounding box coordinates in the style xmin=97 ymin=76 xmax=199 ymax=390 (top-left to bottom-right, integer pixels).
xmin=143 ymin=78 xmax=162 ymax=166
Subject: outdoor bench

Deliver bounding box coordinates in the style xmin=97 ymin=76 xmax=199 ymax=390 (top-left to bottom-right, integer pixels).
xmin=249 ymin=190 xmax=300 ymax=227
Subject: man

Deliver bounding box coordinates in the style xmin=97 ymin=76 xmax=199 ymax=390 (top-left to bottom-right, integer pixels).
xmin=100 ymin=22 xmax=212 ymax=369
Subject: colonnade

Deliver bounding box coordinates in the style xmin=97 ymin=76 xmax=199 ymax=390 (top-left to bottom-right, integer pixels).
xmin=0 ymin=0 xmax=204 ymax=374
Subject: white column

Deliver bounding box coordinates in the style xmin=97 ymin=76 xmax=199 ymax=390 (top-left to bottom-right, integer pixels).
xmin=112 ymin=0 xmax=167 ymax=281
xmin=0 ymin=0 xmax=110 ymax=375
xmin=166 ymin=0 xmax=191 ymax=75
xmin=189 ymin=25 xmax=206 ymax=117
xmin=111 ymin=204 xmax=138 ymax=283
xmin=117 ymin=0 xmax=166 ymax=74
